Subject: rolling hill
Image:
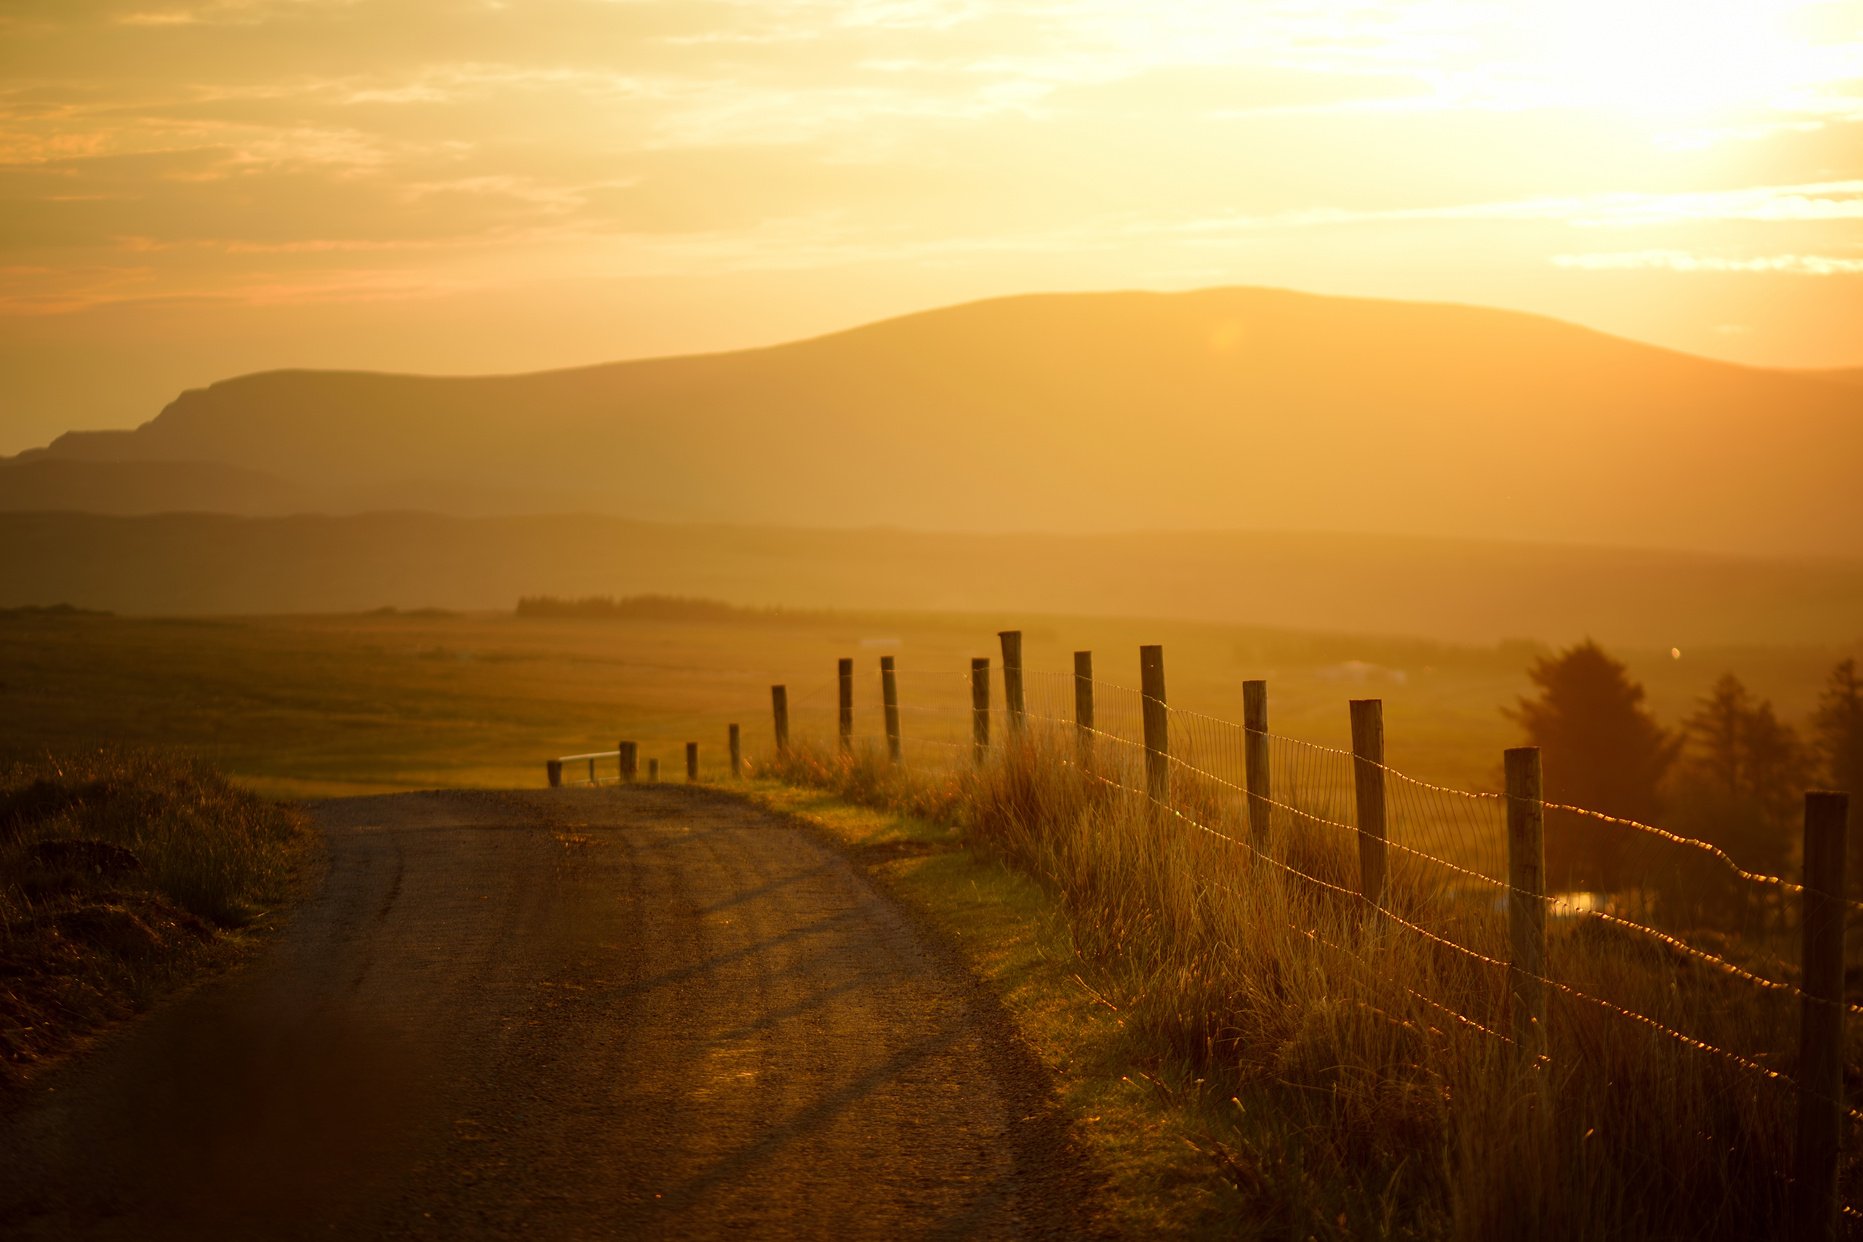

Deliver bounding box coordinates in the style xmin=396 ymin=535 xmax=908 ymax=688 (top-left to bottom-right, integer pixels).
xmin=2 ymin=511 xmax=1859 ymax=647
xmin=7 ymin=287 xmax=1861 ymax=558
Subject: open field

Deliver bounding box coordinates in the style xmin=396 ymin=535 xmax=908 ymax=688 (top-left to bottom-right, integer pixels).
xmin=7 ymin=514 xmax=1863 ymax=649
xmin=2 ymin=606 xmax=1855 ymax=801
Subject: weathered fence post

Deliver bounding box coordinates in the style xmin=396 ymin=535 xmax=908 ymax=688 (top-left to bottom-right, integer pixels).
xmin=771 ymin=685 xmax=789 ymax=755
xmin=1795 ymin=790 xmax=1852 ymax=1242
xmin=881 ymin=655 xmax=902 ymax=763
xmin=838 ymin=657 xmax=854 ymax=754
xmin=1074 ymin=650 xmax=1094 ymax=767
xmin=1350 ymin=699 xmax=1388 ymax=910
xmin=620 ymin=741 xmax=638 ymax=782
xmin=546 ymin=759 xmax=562 ymax=788
xmin=1504 ymin=747 xmax=1547 ymax=1058
xmin=971 ymin=657 xmax=991 ymax=765
xmin=728 ymin=723 xmax=741 ymax=779
xmin=686 ymin=742 xmax=699 ymax=782
xmin=1244 ymin=680 xmax=1271 ymax=844
xmin=1140 ymin=645 xmax=1169 ymax=804
xmin=648 ymin=758 xmax=658 ymax=783
xmin=999 ymin=630 xmax=1025 ymax=734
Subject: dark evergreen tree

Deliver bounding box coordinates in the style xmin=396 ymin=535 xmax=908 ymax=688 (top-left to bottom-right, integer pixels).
xmin=1507 ymin=640 xmax=1677 ymax=889
xmin=1812 ymin=658 xmax=1863 ymax=795
xmin=1672 ymin=672 xmax=1807 ymax=874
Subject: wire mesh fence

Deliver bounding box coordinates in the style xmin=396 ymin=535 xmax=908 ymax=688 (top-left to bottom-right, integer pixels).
xmin=550 ymin=632 xmax=1858 ymax=1228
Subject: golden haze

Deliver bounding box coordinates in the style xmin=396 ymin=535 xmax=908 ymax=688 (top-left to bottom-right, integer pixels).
xmin=0 ymin=0 xmax=1860 ymax=452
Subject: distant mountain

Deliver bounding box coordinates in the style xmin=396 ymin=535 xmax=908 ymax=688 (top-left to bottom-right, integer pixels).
xmin=1806 ymin=368 xmax=1863 ymax=391
xmin=0 ymin=458 xmax=317 ymax=516
xmin=1 ymin=512 xmax=1859 ymax=647
xmin=8 ymin=287 xmax=1861 ymax=556
xmin=0 ymin=457 xmax=627 ymax=517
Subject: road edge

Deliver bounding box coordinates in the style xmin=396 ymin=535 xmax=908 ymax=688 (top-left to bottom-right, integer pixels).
xmin=723 ymin=781 xmax=1244 ymax=1237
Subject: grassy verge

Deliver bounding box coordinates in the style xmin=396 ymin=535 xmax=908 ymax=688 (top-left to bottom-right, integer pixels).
xmin=0 ymin=749 xmax=317 ymax=1090
xmin=747 ymin=741 xmax=1844 ymax=1241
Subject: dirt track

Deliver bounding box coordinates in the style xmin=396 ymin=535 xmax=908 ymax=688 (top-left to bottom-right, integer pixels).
xmin=0 ymin=786 xmax=1099 ymax=1239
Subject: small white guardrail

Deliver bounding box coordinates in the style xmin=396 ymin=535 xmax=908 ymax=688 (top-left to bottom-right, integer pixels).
xmin=547 ymin=748 xmax=625 ymax=788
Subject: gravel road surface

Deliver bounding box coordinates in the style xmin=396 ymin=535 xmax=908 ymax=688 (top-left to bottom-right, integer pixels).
xmin=0 ymin=786 xmax=1099 ymax=1239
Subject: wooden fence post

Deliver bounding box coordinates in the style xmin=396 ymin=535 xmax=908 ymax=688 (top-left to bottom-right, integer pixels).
xmin=1000 ymin=630 xmax=1024 ymax=734
xmin=728 ymin=723 xmax=741 ymax=779
xmin=1505 ymin=747 xmax=1547 ymax=1058
xmin=546 ymin=759 xmax=562 ymax=788
xmin=686 ymin=742 xmax=699 ymax=782
xmin=1140 ymin=645 xmax=1170 ymax=803
xmin=772 ymin=685 xmax=789 ymax=755
xmin=648 ymin=758 xmax=658 ymax=783
xmin=881 ymin=655 xmax=902 ymax=763
xmin=620 ymin=741 xmax=637 ymax=783
xmin=1244 ymin=681 xmax=1271 ymax=844
xmin=838 ymin=658 xmax=854 ymax=754
xmin=971 ymin=657 xmax=991 ymax=765
xmin=1795 ymin=790 xmax=1851 ymax=1242
xmin=588 ymin=757 xmax=597 ymax=786
xmin=1350 ymin=699 xmax=1388 ymax=909
xmin=1074 ymin=650 xmax=1094 ymax=767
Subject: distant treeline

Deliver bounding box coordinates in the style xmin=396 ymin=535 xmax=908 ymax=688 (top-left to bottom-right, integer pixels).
xmin=0 ymin=603 xmax=112 ymax=619
xmin=515 ymin=594 xmax=785 ymax=623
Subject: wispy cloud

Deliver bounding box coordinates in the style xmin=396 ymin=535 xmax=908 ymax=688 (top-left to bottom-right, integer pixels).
xmin=2 ymin=0 xmax=1859 ymax=367
xmin=1116 ymin=181 xmax=1863 ymax=237
xmin=116 ymin=0 xmax=364 ymax=28
xmin=1564 ymin=181 xmax=1863 ymax=227
xmin=1552 ymin=250 xmax=1863 ymax=276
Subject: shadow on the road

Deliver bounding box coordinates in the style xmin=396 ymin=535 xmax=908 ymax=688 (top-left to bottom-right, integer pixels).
xmin=651 ymin=1020 xmax=968 ymax=1216
xmin=609 ymin=905 xmax=871 ymax=1004
xmin=698 ymin=857 xmax=841 ymax=914
xmin=707 ymin=972 xmax=883 ymax=1044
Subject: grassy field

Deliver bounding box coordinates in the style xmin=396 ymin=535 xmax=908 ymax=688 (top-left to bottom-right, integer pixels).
xmin=0 ymin=605 xmax=1852 ymax=801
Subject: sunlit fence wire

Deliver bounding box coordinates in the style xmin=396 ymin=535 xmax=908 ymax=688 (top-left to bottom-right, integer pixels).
xmin=549 ymin=632 xmax=1858 ymax=1228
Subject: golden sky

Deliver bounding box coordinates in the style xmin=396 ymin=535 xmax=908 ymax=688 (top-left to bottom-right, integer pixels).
xmin=2 ymin=0 xmax=1860 ymax=454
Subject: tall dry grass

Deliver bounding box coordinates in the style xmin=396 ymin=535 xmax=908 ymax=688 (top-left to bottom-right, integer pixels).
xmin=0 ymin=749 xmax=311 ymax=1085
xmin=759 ymin=733 xmax=1847 ymax=1240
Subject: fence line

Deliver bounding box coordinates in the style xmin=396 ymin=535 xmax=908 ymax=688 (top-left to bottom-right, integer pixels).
xmin=543 ymin=629 xmax=1855 ymax=1232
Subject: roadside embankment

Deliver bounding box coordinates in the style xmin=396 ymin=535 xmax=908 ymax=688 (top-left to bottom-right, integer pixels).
xmin=0 ymin=750 xmax=314 ymax=1089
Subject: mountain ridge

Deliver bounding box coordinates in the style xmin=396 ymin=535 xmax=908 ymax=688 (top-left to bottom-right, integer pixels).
xmin=6 ymin=285 xmax=1859 ymax=556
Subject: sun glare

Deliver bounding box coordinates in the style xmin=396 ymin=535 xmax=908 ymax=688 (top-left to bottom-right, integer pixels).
xmin=1077 ymin=1 xmax=1839 ymax=122
xmin=1492 ymin=0 xmax=1834 ymax=117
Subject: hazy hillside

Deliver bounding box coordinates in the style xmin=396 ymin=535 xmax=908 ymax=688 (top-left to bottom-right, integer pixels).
xmin=7 ymin=288 xmax=1861 ymax=558
xmin=0 ymin=458 xmax=317 ymax=516
xmin=3 ymin=511 xmax=1859 ymax=648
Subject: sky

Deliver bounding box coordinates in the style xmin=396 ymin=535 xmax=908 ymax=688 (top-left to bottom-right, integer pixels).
xmin=2 ymin=0 xmax=1861 ymax=455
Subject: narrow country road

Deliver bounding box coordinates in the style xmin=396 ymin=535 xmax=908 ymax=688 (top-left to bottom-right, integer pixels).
xmin=0 ymin=787 xmax=1099 ymax=1239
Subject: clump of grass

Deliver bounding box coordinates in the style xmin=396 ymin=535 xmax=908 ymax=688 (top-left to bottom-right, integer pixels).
xmin=0 ymin=749 xmax=313 ymax=1087
xmin=758 ymin=735 xmax=1851 ymax=1239
xmin=757 ymin=742 xmax=975 ymax=827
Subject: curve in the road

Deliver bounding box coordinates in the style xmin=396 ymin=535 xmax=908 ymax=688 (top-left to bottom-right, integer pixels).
xmin=0 ymin=786 xmax=1101 ymax=1240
